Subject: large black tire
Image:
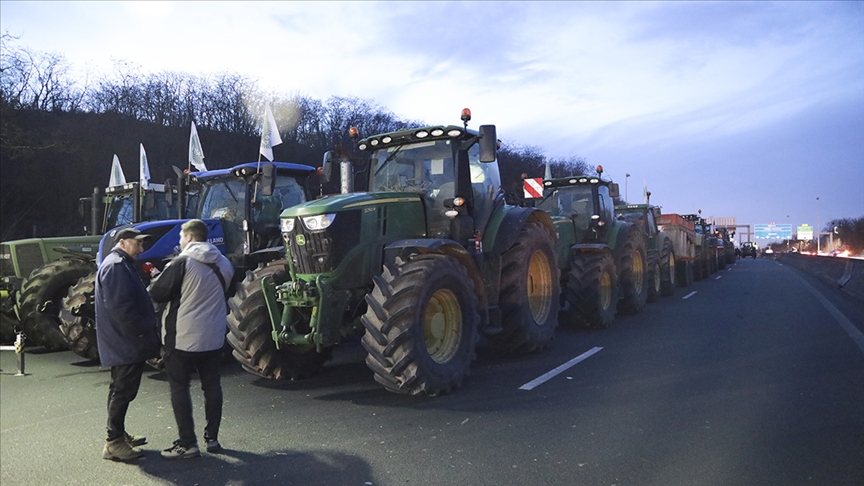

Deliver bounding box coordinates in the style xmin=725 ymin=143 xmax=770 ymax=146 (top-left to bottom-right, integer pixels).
xmin=227 ymin=260 xmax=332 ymax=380
xmin=487 ymin=221 xmax=559 ymax=354
xmin=677 ymin=260 xmax=694 ymax=287
xmin=646 ymin=252 xmax=661 ymax=303
xmin=0 ymin=308 xmax=19 ymax=344
xmin=362 ymin=254 xmax=479 ymax=396
xmin=693 ymin=251 xmax=705 ymax=281
xmin=617 ymin=229 xmax=648 ymax=314
xmin=660 ymin=238 xmax=676 ymax=296
xmin=566 ymin=251 xmax=617 ymax=329
xmin=58 ymin=272 xmax=99 ymax=361
xmin=19 ymin=259 xmax=95 ymax=350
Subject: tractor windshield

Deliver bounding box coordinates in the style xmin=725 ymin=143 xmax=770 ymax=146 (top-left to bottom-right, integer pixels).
xmin=198 ymin=179 xmax=245 ymax=221
xmin=368 ymin=139 xmax=501 ymax=236
xmin=104 ymin=196 xmax=135 ymax=230
xmin=370 ymin=140 xmax=455 ymax=195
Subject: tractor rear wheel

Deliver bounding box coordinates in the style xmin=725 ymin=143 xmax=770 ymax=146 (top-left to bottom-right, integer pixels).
xmin=362 ymin=254 xmax=479 ymax=396
xmin=617 ymin=229 xmax=648 ymax=314
xmin=19 ymin=259 xmax=95 ymax=350
xmin=488 ymin=221 xmax=559 ymax=354
xmin=566 ymin=251 xmax=617 ymax=329
xmin=58 ymin=272 xmax=99 ymax=360
xmin=647 ymin=255 xmax=661 ymax=303
xmin=660 ymin=238 xmax=676 ymax=296
xmin=227 ymin=260 xmax=332 ymax=380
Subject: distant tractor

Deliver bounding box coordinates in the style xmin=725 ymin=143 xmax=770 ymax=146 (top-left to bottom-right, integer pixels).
xmin=1 ymin=179 xmax=181 ymax=348
xmin=529 ymin=167 xmax=648 ymax=329
xmin=683 ymin=212 xmax=718 ymax=280
xmin=226 ymin=109 xmax=560 ymax=396
xmin=58 ymin=162 xmax=318 ymax=361
xmin=615 ymin=198 xmax=677 ymax=300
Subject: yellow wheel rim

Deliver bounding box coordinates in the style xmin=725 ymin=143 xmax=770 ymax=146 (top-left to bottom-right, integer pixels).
xmin=632 ymin=250 xmax=645 ymax=294
xmin=423 ymin=288 xmax=462 ymax=364
xmin=599 ymin=268 xmax=613 ymax=311
xmin=668 ymin=254 xmax=676 ymax=285
xmin=527 ymin=250 xmax=554 ymax=325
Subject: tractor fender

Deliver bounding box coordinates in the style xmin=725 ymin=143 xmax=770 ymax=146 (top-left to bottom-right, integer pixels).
xmin=382 ymin=239 xmax=486 ymax=308
xmin=98 ymin=218 xmax=227 ymax=265
xmin=608 ymin=221 xmax=637 ymax=255
xmin=486 ymin=206 xmax=557 ymax=257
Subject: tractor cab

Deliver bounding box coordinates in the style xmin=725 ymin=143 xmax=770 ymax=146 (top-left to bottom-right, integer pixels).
xmin=615 ymin=203 xmax=662 ymax=240
xmin=356 ymin=115 xmax=501 ymax=243
xmin=536 ymin=166 xmax=619 ymax=244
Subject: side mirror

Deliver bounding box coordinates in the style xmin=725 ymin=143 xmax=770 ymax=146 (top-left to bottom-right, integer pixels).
xmin=652 ymin=207 xmax=662 ymax=220
xmin=260 ymin=163 xmax=276 ymax=197
xmin=321 ymin=151 xmax=338 ymax=183
xmin=478 ymin=125 xmax=497 ymax=163
xmin=608 ymin=183 xmax=620 ymax=199
xmin=164 ymin=179 xmax=174 ymax=207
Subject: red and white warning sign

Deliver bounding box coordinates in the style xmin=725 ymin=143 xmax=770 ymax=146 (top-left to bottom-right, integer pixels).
xmin=523 ymin=178 xmax=544 ymax=199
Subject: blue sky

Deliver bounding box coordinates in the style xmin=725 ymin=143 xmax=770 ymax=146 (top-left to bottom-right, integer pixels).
xmin=2 ymin=1 xmax=862 ymax=243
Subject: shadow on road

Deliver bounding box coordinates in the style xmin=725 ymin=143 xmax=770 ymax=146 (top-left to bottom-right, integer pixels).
xmin=136 ymin=448 xmax=375 ymax=486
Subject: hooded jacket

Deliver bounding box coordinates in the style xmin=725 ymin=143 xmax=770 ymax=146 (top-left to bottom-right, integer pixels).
xmin=95 ymin=248 xmax=161 ymax=366
xmin=149 ymin=241 xmax=234 ymax=353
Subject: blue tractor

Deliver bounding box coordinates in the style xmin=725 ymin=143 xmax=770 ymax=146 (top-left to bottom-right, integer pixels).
xmin=58 ymin=161 xmax=320 ymax=361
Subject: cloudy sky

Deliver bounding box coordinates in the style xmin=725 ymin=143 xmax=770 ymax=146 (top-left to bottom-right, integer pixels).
xmin=2 ymin=1 xmax=862 ymax=242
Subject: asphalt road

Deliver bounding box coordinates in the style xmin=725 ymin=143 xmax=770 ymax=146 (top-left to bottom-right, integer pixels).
xmin=2 ymin=258 xmax=863 ymax=486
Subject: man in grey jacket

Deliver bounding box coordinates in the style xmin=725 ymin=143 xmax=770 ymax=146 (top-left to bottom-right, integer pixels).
xmin=96 ymin=227 xmax=161 ymax=461
xmin=149 ymin=219 xmax=234 ymax=459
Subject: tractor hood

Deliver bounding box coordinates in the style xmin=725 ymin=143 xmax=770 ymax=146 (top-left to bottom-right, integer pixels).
xmin=280 ymin=191 xmax=423 ymax=218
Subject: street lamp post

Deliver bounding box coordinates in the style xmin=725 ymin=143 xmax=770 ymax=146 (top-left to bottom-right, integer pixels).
xmin=817 ymin=197 xmax=823 ymax=254
xmin=625 ymin=173 xmax=630 ymax=202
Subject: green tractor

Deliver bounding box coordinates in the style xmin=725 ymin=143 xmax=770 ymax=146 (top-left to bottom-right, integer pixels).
xmin=0 ymin=179 xmax=182 ymax=348
xmin=530 ymin=166 xmax=648 ymax=329
xmin=614 ymin=197 xmax=677 ymax=301
xmin=227 ymin=109 xmax=560 ymax=395
xmin=683 ymin=212 xmax=718 ymax=280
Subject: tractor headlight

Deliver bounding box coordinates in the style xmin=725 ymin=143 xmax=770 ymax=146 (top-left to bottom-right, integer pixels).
xmin=280 ymin=218 xmax=295 ymax=233
xmin=302 ymin=214 xmax=336 ymax=231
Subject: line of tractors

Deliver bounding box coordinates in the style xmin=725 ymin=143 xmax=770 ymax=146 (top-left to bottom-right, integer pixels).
xmin=0 ymin=109 xmax=739 ymax=396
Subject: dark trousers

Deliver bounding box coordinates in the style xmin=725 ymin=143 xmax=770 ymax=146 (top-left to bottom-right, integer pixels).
xmin=107 ymin=362 xmax=145 ymax=442
xmin=164 ymin=348 xmax=223 ymax=447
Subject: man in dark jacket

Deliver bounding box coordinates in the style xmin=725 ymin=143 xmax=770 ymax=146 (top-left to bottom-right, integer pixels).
xmin=96 ymin=227 xmax=161 ymax=461
xmin=150 ymin=219 xmax=233 ymax=459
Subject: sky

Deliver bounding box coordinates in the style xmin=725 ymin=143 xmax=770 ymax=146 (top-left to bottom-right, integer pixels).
xmin=2 ymin=1 xmax=862 ymax=245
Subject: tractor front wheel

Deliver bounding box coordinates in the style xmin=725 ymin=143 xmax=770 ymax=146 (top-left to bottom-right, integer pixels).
xmin=617 ymin=229 xmax=649 ymax=314
xmin=566 ymin=251 xmax=618 ymax=329
xmin=362 ymin=254 xmax=479 ymax=396
xmin=19 ymin=259 xmax=95 ymax=350
xmin=227 ymin=260 xmax=332 ymax=380
xmin=660 ymin=239 xmax=676 ymax=296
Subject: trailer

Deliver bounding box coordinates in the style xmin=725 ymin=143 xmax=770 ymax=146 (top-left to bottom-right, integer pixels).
xmin=657 ymin=213 xmax=696 ymax=287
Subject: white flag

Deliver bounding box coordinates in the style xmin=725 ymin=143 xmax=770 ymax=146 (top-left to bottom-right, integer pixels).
xmin=643 ymin=180 xmax=648 ymax=204
xmin=139 ymin=143 xmax=151 ymax=190
xmin=259 ymin=103 xmax=283 ymax=161
xmin=109 ymin=154 xmax=126 ymax=187
xmin=544 ymin=156 xmax=552 ymax=180
xmin=188 ymin=121 xmax=207 ymax=171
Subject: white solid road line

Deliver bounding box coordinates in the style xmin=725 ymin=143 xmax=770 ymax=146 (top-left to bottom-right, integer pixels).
xmin=683 ymin=291 xmax=698 ymax=299
xmin=519 ymin=347 xmax=603 ymax=391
